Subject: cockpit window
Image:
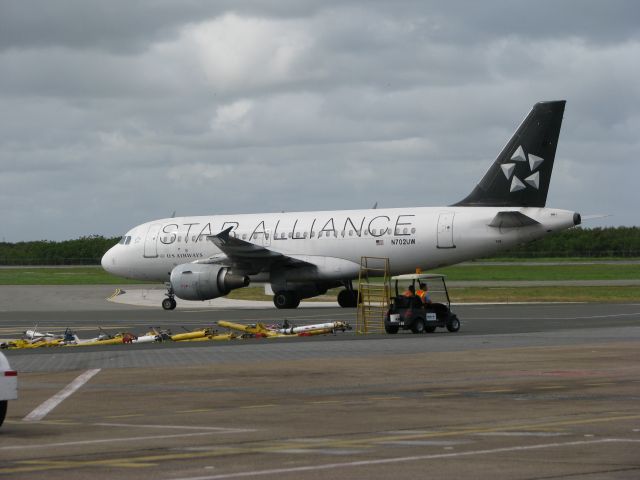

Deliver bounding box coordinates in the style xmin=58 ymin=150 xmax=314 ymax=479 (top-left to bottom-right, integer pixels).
xmin=119 ymin=236 xmax=132 ymax=245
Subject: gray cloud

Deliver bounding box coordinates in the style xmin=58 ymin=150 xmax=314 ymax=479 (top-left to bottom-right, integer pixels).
xmin=0 ymin=1 xmax=638 ymax=241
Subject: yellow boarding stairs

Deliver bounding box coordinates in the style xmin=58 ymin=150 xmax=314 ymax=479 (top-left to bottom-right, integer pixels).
xmin=356 ymin=256 xmax=391 ymax=334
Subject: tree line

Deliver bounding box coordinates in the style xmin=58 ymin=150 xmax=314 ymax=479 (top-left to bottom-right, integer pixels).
xmin=499 ymin=226 xmax=640 ymax=258
xmin=0 ymin=227 xmax=638 ymax=265
xmin=0 ymin=235 xmax=120 ymax=265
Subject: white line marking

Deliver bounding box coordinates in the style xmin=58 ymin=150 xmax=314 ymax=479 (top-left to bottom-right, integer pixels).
xmin=23 ymin=368 xmax=101 ymax=422
xmin=169 ymin=438 xmax=640 ymax=480
xmin=468 ymin=312 xmax=640 ymax=321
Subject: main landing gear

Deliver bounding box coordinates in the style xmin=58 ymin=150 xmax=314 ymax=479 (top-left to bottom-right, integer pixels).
xmin=337 ymin=281 xmax=359 ymax=308
xmin=162 ymin=283 xmax=177 ymax=310
xmin=273 ymin=291 xmax=300 ymax=309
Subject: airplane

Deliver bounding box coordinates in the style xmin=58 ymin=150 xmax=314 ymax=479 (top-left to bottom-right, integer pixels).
xmin=101 ymin=100 xmax=581 ymax=310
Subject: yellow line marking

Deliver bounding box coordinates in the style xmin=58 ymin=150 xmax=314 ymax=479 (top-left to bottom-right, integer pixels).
xmin=239 ymin=404 xmax=278 ymax=409
xmin=585 ymin=382 xmax=615 ymax=386
xmin=106 ymin=288 xmax=122 ymax=300
xmin=481 ymin=389 xmax=514 ymax=393
xmin=536 ymin=385 xmax=565 ymax=390
xmin=369 ymin=396 xmax=403 ymax=401
xmin=105 ymin=414 xmax=144 ymax=419
xmin=31 ymin=419 xmax=80 ymax=425
xmin=2 ymin=414 xmax=639 ymax=475
xmin=424 ymin=392 xmax=456 ymax=397
xmin=308 ymin=400 xmax=343 ymax=405
xmin=177 ymin=409 xmax=214 ymax=413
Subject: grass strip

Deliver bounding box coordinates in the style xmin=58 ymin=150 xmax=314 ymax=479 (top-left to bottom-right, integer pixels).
xmin=447 ymin=286 xmax=640 ymax=303
xmin=0 ymin=267 xmax=151 ymax=285
xmin=1 ymin=263 xmax=639 ymax=285
xmin=437 ymin=263 xmax=640 ymax=281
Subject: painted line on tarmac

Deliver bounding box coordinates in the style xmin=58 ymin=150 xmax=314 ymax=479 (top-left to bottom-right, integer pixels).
xmin=468 ymin=312 xmax=640 ymax=321
xmin=94 ymin=422 xmax=255 ymax=433
xmin=106 ymin=288 xmax=122 ymax=300
xmin=0 ymin=431 xmax=247 ymax=452
xmin=169 ymin=438 xmax=640 ymax=480
xmin=23 ymin=368 xmax=101 ymax=422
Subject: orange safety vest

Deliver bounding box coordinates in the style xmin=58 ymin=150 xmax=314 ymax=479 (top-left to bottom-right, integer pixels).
xmin=416 ymin=289 xmax=426 ymax=302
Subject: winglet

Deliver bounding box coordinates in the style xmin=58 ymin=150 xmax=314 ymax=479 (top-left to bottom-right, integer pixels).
xmin=208 ymin=226 xmax=234 ymax=246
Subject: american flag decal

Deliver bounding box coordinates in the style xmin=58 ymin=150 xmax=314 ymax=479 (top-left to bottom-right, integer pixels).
xmin=376 ymin=239 xmax=384 ymax=246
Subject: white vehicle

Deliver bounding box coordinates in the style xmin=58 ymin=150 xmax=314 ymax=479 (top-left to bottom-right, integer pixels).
xmin=102 ymin=101 xmax=580 ymax=309
xmin=0 ymin=352 xmax=18 ymax=427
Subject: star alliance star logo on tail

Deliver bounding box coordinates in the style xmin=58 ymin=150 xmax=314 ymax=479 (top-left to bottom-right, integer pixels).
xmin=501 ymin=145 xmax=544 ymax=193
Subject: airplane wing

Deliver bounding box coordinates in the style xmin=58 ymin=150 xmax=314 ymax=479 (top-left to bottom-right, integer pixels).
xmin=201 ymin=227 xmax=312 ymax=273
xmin=488 ymin=211 xmax=540 ymax=228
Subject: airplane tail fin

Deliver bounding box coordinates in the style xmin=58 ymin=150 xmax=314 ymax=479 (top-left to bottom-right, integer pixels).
xmin=454 ymin=100 xmax=566 ymax=207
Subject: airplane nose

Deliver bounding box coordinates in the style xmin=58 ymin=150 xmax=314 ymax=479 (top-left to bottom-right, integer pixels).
xmin=101 ymin=247 xmax=116 ymax=273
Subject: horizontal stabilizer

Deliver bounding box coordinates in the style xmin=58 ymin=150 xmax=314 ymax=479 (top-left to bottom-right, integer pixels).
xmin=488 ymin=211 xmax=540 ymax=228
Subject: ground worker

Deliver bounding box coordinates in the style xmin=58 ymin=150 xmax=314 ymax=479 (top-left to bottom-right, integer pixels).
xmin=416 ymin=282 xmax=431 ymax=305
xmin=403 ymin=285 xmax=416 ymax=297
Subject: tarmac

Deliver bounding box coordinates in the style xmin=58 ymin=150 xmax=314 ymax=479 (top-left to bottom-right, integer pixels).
xmin=0 ymin=285 xmax=639 ymax=479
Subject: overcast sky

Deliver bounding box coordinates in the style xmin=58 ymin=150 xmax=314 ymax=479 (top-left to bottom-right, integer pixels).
xmin=1 ymin=0 xmax=638 ymax=241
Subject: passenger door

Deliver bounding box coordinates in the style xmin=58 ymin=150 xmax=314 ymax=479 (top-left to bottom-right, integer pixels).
xmin=437 ymin=213 xmax=455 ymax=249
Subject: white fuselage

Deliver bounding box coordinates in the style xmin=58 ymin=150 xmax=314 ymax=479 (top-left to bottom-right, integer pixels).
xmin=102 ymin=206 xmax=578 ymax=283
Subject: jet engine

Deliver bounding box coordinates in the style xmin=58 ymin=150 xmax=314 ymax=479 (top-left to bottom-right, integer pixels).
xmin=170 ymin=264 xmax=249 ymax=301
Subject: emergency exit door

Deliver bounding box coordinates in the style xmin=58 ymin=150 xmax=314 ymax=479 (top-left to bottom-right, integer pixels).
xmin=437 ymin=213 xmax=455 ymax=248
xmin=144 ymin=224 xmax=161 ymax=258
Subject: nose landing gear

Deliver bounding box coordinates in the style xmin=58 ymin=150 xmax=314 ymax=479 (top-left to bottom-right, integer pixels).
xmin=162 ymin=283 xmax=177 ymax=310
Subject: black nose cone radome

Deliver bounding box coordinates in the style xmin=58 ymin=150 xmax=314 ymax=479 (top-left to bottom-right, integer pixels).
xmin=573 ymin=213 xmax=582 ymax=226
